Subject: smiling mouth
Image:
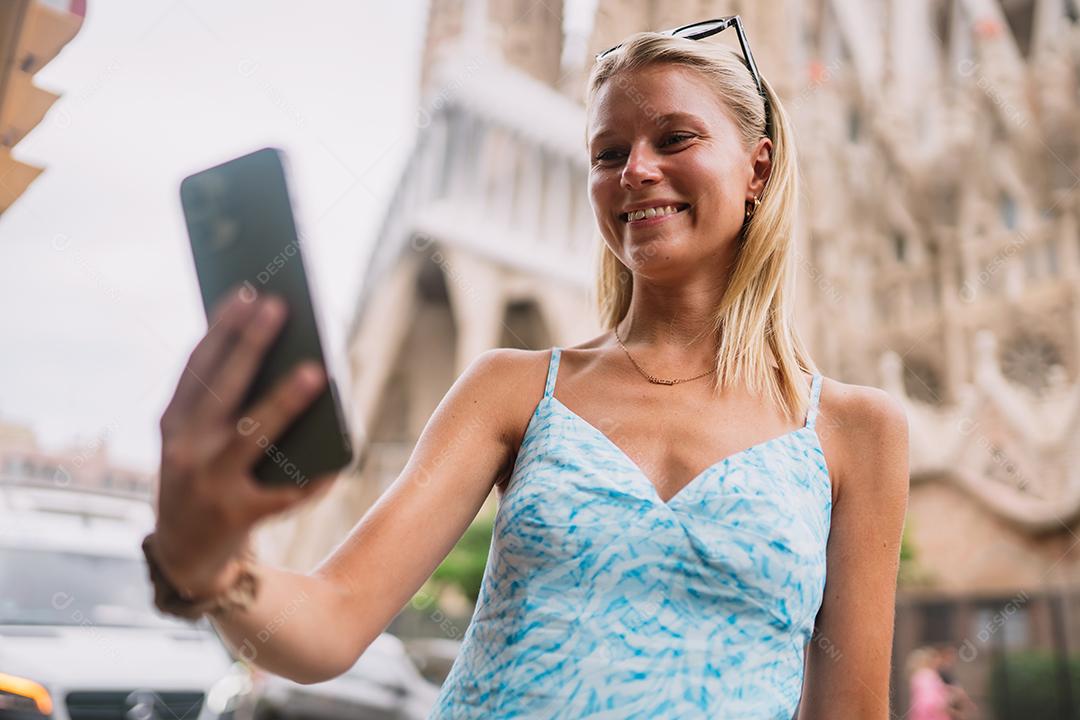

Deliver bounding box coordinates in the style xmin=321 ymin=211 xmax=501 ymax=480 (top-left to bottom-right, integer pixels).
xmin=619 ymin=204 xmax=691 ymax=223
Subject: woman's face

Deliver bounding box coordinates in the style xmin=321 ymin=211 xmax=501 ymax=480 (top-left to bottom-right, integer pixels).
xmin=587 ymin=63 xmax=770 ymax=280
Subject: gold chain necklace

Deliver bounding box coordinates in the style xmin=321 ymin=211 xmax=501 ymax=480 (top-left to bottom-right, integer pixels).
xmin=613 ymin=325 xmax=717 ymax=386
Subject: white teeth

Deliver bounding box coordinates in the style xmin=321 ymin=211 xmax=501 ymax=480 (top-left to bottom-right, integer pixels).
xmin=625 ymin=205 xmax=684 ymax=222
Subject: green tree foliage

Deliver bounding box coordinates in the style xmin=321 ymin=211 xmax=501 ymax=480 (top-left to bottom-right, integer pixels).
xmin=429 ymin=511 xmax=495 ymax=604
xmin=990 ymin=650 xmax=1080 ymax=719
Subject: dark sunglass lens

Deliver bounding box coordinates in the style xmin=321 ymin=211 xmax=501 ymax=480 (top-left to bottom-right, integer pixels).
xmin=672 ymin=20 xmax=726 ymax=40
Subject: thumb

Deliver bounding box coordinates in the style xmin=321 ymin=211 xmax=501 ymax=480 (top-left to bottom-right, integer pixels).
xmin=248 ymin=472 xmax=339 ymax=520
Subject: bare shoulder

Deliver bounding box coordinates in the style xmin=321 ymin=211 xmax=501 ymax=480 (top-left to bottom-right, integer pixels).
xmin=815 ymin=375 xmax=910 ymax=504
xmin=458 ymin=346 xmax=556 ymax=447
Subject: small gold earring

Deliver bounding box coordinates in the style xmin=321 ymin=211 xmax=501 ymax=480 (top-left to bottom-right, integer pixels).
xmin=745 ymin=195 xmax=761 ymax=221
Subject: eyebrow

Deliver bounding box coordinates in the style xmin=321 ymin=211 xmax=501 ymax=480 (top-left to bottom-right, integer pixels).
xmin=589 ymin=112 xmax=706 ymax=144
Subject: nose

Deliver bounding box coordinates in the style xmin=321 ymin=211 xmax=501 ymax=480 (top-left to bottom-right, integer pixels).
xmin=620 ymin=141 xmax=662 ymax=189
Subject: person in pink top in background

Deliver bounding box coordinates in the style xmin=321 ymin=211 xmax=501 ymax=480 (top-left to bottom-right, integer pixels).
xmin=908 ymin=646 xmax=952 ymax=720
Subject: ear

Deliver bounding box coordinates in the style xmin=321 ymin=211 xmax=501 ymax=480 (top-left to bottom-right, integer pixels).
xmin=747 ymin=137 xmax=773 ymax=199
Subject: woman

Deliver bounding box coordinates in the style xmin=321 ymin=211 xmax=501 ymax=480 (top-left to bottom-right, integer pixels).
xmin=907 ymin=647 xmax=952 ymax=720
xmin=144 ymin=19 xmax=909 ymax=720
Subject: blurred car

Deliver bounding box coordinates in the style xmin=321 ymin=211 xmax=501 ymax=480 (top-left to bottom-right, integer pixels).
xmin=0 ymin=484 xmax=257 ymax=720
xmin=400 ymin=638 xmax=460 ymax=687
xmin=251 ymin=633 xmax=441 ymax=720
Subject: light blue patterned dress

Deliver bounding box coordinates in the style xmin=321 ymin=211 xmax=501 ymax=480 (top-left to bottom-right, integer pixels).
xmin=428 ymin=347 xmax=832 ymax=719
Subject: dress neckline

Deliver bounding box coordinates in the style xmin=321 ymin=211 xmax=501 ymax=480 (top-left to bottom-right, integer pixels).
xmin=543 ymin=347 xmax=827 ymax=506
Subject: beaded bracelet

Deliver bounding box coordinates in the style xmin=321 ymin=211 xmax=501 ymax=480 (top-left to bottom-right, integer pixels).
xmin=141 ymin=532 xmax=260 ymax=621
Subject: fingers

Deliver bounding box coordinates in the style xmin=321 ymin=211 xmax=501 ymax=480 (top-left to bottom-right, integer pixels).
xmin=222 ymin=360 xmax=327 ymax=474
xmin=161 ymin=285 xmax=259 ymax=428
xmin=244 ymin=471 xmax=340 ymax=521
xmin=190 ymin=295 xmax=288 ymax=427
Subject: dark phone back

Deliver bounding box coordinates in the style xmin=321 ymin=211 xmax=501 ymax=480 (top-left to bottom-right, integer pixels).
xmin=180 ymin=147 xmax=354 ymax=487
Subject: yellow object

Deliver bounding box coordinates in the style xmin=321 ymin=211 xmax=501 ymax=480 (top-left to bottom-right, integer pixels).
xmin=0 ymin=671 xmax=53 ymax=715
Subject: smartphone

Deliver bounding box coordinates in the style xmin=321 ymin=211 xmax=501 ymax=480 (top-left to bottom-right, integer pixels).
xmin=180 ymin=146 xmax=355 ymax=487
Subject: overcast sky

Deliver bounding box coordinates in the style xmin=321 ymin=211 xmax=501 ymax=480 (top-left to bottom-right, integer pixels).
xmin=0 ymin=0 xmax=597 ymax=475
xmin=0 ymin=0 xmax=429 ymax=474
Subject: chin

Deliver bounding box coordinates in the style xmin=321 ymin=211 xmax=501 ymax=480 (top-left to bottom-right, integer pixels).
xmin=625 ymin=239 xmax=691 ymax=269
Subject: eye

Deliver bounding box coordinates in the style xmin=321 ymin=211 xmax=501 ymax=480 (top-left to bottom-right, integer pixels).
xmin=594 ymin=148 xmax=623 ymax=163
xmin=592 ymin=133 xmax=696 ymax=164
xmin=661 ymin=132 xmax=695 ymax=147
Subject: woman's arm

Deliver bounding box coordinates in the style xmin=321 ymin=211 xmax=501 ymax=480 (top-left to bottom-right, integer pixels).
xmin=798 ymin=382 xmax=910 ymax=719
xmin=208 ymin=348 xmax=535 ymax=682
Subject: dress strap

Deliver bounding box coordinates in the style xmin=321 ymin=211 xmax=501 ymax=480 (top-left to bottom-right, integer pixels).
xmin=543 ymin=347 xmax=562 ymax=398
xmin=805 ymin=372 xmax=823 ymax=430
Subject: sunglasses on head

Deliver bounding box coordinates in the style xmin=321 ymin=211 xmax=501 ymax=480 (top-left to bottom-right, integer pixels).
xmin=596 ymin=16 xmax=766 ymax=104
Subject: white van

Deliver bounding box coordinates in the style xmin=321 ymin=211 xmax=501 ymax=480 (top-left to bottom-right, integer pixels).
xmin=0 ymin=485 xmax=257 ymax=720
xmin=0 ymin=484 xmax=440 ymax=720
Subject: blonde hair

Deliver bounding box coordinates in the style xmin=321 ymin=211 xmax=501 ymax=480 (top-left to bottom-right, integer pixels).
xmin=906 ymin=646 xmax=940 ymax=677
xmin=586 ymin=31 xmax=817 ymax=422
